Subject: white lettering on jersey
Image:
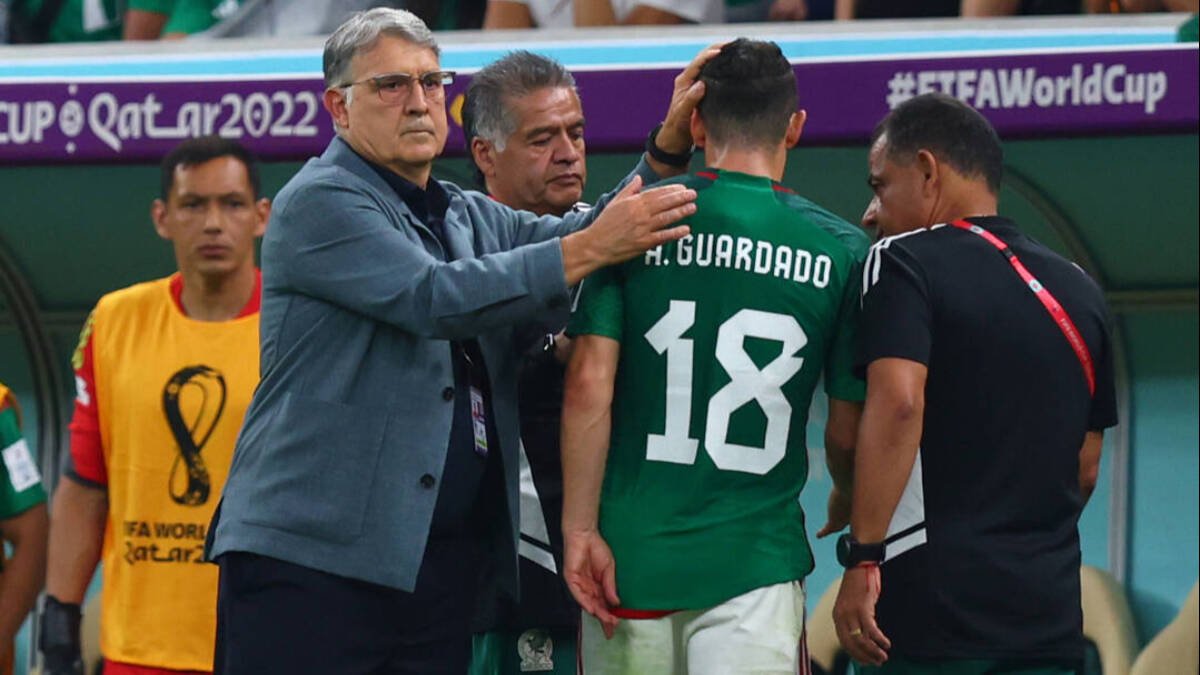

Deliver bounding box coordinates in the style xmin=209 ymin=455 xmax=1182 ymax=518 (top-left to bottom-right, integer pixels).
xmin=644 ymin=300 xmax=807 ymax=475
xmin=734 ymin=236 xmax=754 ymax=272
xmin=647 ymin=233 xmax=836 ymax=291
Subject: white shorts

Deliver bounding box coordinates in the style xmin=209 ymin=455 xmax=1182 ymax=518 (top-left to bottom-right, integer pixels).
xmin=579 ymin=580 xmax=809 ymax=675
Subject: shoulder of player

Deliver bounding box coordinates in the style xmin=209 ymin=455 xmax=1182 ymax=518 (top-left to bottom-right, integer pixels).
xmin=774 ymin=192 xmax=871 ymax=256
xmin=649 ymin=172 xmax=716 ymax=192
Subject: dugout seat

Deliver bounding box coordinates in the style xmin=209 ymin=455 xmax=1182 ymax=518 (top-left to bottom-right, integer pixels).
xmin=1130 ymin=580 xmax=1199 ymax=675
xmin=1081 ymin=564 xmax=1139 ymax=675
xmin=807 ymin=577 xmax=849 ymax=675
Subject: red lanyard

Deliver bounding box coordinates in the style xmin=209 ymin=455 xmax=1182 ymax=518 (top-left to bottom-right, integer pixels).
xmin=950 ymin=220 xmax=1096 ymax=396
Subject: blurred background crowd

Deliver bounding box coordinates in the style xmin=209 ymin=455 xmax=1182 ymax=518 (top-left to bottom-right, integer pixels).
xmin=3 ymin=0 xmax=1198 ymax=44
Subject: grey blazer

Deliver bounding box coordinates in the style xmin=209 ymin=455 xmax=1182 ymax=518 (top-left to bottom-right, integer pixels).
xmin=209 ymin=137 xmax=658 ymax=593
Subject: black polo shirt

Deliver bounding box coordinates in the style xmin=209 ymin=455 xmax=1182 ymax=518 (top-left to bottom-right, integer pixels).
xmin=367 ymin=162 xmax=504 ymax=541
xmin=856 ymin=216 xmax=1118 ymax=664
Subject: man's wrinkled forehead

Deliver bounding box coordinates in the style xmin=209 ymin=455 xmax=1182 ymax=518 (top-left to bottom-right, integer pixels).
xmin=512 ymin=88 xmax=584 ymax=128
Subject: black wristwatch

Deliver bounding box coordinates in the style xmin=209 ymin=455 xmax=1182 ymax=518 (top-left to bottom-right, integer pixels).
xmin=836 ymin=533 xmax=886 ymax=568
xmin=644 ymin=123 xmax=694 ymax=168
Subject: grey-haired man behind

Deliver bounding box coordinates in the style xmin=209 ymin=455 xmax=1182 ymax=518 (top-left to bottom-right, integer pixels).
xmin=462 ymin=51 xmax=586 ymax=675
xmin=207 ymin=8 xmax=712 ymax=673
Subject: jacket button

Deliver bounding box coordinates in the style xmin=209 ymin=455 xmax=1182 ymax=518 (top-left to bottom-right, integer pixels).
xmin=420 ymin=474 xmax=436 ymax=488
xmin=441 ymin=387 xmax=454 ymax=401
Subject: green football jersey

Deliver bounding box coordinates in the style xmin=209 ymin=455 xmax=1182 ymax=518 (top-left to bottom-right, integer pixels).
xmin=15 ymin=0 xmax=173 ymax=43
xmin=1 ymin=389 xmax=47 ymax=521
xmin=568 ymin=168 xmax=869 ymax=610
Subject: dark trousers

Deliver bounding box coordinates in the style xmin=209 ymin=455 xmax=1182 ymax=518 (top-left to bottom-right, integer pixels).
xmin=214 ymin=538 xmax=482 ymax=675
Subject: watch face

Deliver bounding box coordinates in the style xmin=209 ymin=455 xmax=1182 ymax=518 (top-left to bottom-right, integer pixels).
xmin=836 ymin=533 xmax=851 ymax=567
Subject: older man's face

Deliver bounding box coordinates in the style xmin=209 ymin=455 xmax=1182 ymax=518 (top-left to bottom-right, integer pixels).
xmin=337 ymin=35 xmax=449 ymax=181
xmin=485 ymin=87 xmax=586 ymax=217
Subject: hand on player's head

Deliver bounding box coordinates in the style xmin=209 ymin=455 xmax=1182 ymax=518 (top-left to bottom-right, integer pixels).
xmin=657 ymin=44 xmax=725 ymax=155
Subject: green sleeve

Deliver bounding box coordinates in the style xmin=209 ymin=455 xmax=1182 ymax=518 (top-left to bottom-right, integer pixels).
xmin=163 ymin=0 xmax=218 ymax=34
xmin=0 ymin=404 xmax=47 ymax=519
xmin=128 ymin=0 xmax=175 ymax=15
xmin=567 ymin=265 xmax=624 ymax=342
xmin=824 ymin=259 xmax=866 ymax=403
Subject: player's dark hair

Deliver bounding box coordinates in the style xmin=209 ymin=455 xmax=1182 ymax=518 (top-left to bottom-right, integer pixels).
xmin=160 ymin=136 xmax=262 ymax=201
xmin=463 ymin=51 xmax=578 ymax=189
xmin=696 ymin=38 xmax=797 ymax=149
xmin=871 ymin=92 xmax=1004 ymax=194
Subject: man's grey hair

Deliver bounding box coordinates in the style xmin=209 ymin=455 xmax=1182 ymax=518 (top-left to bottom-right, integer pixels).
xmin=463 ymin=51 xmax=577 ymax=152
xmin=323 ymin=7 xmax=440 ymax=93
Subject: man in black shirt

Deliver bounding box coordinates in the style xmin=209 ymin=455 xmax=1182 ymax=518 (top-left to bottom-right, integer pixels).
xmin=462 ymin=50 xmax=587 ymax=675
xmin=832 ymin=93 xmax=1117 ymax=674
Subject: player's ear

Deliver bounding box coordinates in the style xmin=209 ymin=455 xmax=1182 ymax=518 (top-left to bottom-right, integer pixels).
xmin=151 ymin=199 xmax=170 ymax=240
xmin=784 ymin=110 xmax=806 ymax=149
xmin=471 ymin=137 xmax=498 ymax=178
xmin=690 ymin=109 xmax=707 ymax=149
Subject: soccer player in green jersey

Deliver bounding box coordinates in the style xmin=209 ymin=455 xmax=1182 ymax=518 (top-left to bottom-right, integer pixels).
xmin=561 ymin=39 xmax=870 ymax=674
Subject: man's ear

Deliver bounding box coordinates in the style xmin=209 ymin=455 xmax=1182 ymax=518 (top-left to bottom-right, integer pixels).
xmin=151 ymin=199 xmax=170 ymax=240
xmin=784 ymin=110 xmax=807 ymax=149
xmin=916 ymin=149 xmax=940 ymax=198
xmin=323 ymin=88 xmax=350 ymax=130
xmin=471 ymin=137 xmax=498 ymax=178
xmin=690 ymin=109 xmax=706 ymax=149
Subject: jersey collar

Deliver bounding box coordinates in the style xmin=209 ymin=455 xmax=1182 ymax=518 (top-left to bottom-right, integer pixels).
xmin=169 ymin=269 xmax=262 ymax=319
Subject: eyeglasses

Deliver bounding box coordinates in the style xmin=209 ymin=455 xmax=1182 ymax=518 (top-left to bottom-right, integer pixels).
xmin=338 ymin=71 xmax=456 ymax=104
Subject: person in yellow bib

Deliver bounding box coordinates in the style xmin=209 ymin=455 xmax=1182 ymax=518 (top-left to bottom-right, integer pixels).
xmin=0 ymin=383 xmax=48 ymax=675
xmin=40 ymin=136 xmax=270 ymax=675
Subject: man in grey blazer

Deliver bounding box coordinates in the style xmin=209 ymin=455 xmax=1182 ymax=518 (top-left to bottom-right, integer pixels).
xmin=208 ymin=7 xmax=710 ymax=674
